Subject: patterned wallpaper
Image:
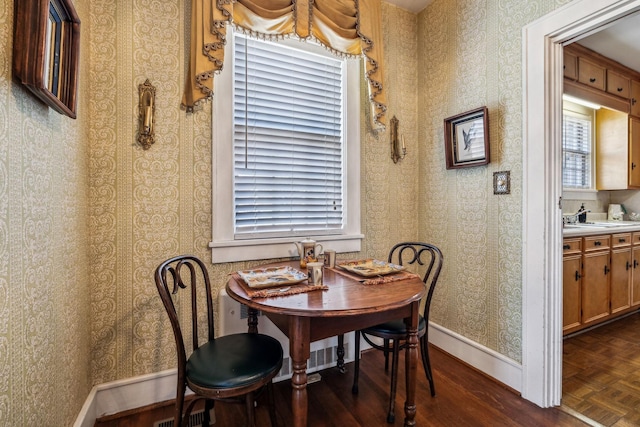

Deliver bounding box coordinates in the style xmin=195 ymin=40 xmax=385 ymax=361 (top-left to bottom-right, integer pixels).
xmin=418 ymin=0 xmax=572 ymax=360
xmin=88 ymin=1 xmax=421 ymax=385
xmin=0 ymin=0 xmax=579 ymax=425
xmin=0 ymin=0 xmax=91 ymax=425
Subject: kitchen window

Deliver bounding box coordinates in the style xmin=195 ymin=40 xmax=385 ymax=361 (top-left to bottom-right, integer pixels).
xmin=562 ymin=99 xmax=596 ymax=199
xmin=210 ymin=31 xmax=362 ymax=263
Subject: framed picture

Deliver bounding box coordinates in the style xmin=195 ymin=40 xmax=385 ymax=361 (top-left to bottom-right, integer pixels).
xmin=443 ymin=107 xmax=490 ymax=169
xmin=12 ymin=0 xmax=80 ymax=119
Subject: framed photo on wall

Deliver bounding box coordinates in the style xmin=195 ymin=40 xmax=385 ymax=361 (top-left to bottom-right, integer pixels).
xmin=443 ymin=107 xmax=490 ymax=169
xmin=12 ymin=0 xmax=81 ymax=119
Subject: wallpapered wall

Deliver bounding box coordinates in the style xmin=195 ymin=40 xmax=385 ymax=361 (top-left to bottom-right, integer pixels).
xmin=0 ymin=0 xmax=578 ymax=425
xmin=87 ymin=2 xmax=420 ymax=386
xmin=0 ymin=0 xmax=91 ymax=425
xmin=417 ymin=0 xmax=571 ymax=360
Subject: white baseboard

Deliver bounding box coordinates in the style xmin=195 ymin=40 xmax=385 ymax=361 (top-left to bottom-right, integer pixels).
xmin=74 ymin=368 xmax=183 ymax=427
xmin=428 ymin=322 xmax=523 ymax=392
xmin=75 ymin=324 xmax=522 ymax=426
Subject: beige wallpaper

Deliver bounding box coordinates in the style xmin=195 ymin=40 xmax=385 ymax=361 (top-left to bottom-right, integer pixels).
xmin=0 ymin=0 xmax=582 ymax=425
xmin=88 ymin=1 xmax=421 ymax=384
xmin=0 ymin=0 xmax=91 ymax=425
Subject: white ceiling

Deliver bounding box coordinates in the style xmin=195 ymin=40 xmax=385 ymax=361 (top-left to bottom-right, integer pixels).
xmin=569 ymin=12 xmax=640 ymax=72
xmin=385 ymin=0 xmax=432 ymax=13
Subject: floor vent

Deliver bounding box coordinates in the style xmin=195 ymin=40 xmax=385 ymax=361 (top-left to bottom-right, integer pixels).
xmin=153 ymin=409 xmax=215 ymax=427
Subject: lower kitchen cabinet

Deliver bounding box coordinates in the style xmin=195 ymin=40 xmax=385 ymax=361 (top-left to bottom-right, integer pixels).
xmin=610 ymin=233 xmax=632 ymax=314
xmin=562 ymin=252 xmax=582 ymax=332
xmin=581 ymin=248 xmax=610 ymax=324
xmin=563 ymin=232 xmax=640 ymax=335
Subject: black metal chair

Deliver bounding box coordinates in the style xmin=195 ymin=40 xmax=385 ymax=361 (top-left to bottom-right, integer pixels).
xmin=154 ymin=255 xmax=283 ymax=427
xmin=351 ymin=242 xmax=443 ymax=423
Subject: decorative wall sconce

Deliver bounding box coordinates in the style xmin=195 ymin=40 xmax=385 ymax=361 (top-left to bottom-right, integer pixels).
xmin=390 ymin=115 xmax=406 ymax=163
xmin=138 ymin=79 xmax=156 ymax=150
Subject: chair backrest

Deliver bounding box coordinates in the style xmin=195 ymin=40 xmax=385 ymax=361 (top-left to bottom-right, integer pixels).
xmin=388 ymin=242 xmax=444 ymax=319
xmin=154 ymin=255 xmax=215 ymax=371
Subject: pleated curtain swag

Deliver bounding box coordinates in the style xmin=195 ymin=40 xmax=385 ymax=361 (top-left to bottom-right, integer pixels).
xmin=182 ymin=0 xmax=388 ymax=130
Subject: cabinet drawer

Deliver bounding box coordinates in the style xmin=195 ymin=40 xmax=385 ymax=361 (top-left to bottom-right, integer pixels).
xmin=607 ymin=70 xmax=630 ymax=98
xmin=612 ymin=233 xmax=632 ymax=247
xmin=578 ymin=57 xmax=606 ymax=91
xmin=563 ymin=238 xmax=582 ymax=255
xmin=584 ymin=235 xmax=610 ymax=251
xmin=632 ymin=232 xmax=640 ymax=245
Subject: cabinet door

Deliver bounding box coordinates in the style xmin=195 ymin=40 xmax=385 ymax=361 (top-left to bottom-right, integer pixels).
xmin=632 ymin=246 xmax=640 ymax=306
xmin=563 ymin=51 xmax=577 ymax=80
xmin=610 ymin=247 xmax=631 ymax=314
xmin=607 ymin=69 xmax=630 ymax=99
xmin=578 ymin=57 xmax=606 ymax=91
xmin=582 ymin=251 xmax=610 ymax=324
xmin=630 ymin=117 xmax=640 ymax=187
xmin=563 ymin=254 xmax=582 ymax=332
xmin=631 ymin=80 xmax=640 ymax=117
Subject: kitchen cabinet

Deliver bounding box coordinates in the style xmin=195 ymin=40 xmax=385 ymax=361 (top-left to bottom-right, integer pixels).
xmin=563 ymin=43 xmax=640 ymax=115
xmin=563 ymin=230 xmax=640 ymax=335
xmin=631 ymin=80 xmax=640 ymax=117
xmin=610 ymin=233 xmax=631 ymax=314
xmin=596 ymin=111 xmax=640 ymax=189
xmin=563 ymin=50 xmax=578 ymax=80
xmin=607 ymin=69 xmax=630 ymax=99
xmin=632 ymin=232 xmax=640 ymax=306
xmin=562 ymin=238 xmax=582 ymax=332
xmin=578 ymin=57 xmax=606 ymax=91
xmin=581 ymin=235 xmax=610 ymax=325
xmin=630 ymin=117 xmax=640 ymax=186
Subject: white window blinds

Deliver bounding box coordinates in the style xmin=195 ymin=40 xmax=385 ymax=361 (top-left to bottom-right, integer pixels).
xmin=562 ymin=113 xmax=592 ymax=189
xmin=233 ymin=35 xmax=344 ymax=239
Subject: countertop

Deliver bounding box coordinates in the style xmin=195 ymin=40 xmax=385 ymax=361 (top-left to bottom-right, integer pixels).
xmin=563 ymin=221 xmax=640 ymax=237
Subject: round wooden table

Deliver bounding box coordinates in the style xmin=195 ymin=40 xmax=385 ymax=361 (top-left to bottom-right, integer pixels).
xmin=226 ymin=260 xmax=426 ymax=427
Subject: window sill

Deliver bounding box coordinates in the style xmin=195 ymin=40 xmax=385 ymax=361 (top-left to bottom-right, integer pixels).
xmin=209 ymin=234 xmax=364 ymax=264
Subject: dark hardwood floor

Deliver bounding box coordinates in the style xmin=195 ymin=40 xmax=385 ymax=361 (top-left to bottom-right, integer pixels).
xmin=563 ymin=311 xmax=640 ymax=426
xmin=97 ymin=345 xmax=587 ymax=427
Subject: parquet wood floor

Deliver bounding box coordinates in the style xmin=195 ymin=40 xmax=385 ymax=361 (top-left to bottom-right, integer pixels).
xmin=563 ymin=311 xmax=640 ymax=426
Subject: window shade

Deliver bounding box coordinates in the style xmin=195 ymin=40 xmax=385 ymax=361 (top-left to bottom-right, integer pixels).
xmin=233 ymin=35 xmax=344 ymax=239
xmin=562 ymin=114 xmax=592 ymax=189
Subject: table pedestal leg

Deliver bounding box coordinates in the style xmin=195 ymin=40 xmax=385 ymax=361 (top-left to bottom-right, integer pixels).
xmin=247 ymin=308 xmax=258 ymax=334
xmin=290 ymin=317 xmax=310 ymax=427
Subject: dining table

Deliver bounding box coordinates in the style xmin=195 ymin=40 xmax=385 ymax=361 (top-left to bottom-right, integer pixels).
xmin=226 ymin=259 xmax=426 ymax=427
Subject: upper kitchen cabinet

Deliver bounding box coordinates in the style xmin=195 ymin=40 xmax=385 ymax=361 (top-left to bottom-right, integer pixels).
xmin=563 ymin=43 xmax=640 ymax=115
xmin=596 ymin=109 xmax=640 ymax=190
xmin=631 ymin=80 xmax=640 ymax=117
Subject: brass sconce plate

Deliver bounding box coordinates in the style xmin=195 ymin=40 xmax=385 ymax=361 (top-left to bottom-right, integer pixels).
xmin=390 ymin=115 xmax=406 ymax=163
xmin=138 ymin=79 xmax=155 ymax=150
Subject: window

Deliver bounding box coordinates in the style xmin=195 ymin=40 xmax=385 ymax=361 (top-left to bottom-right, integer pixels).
xmin=211 ymin=31 xmax=362 ymax=263
xmin=562 ymin=100 xmax=595 ymax=196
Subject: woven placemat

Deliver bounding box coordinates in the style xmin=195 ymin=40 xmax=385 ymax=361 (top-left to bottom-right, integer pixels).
xmin=331 ymin=267 xmax=420 ymax=285
xmin=231 ymin=272 xmax=328 ymax=299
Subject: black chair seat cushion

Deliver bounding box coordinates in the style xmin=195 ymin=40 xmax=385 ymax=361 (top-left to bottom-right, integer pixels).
xmin=364 ymin=315 xmax=426 ymax=336
xmin=187 ymin=333 xmax=283 ymax=389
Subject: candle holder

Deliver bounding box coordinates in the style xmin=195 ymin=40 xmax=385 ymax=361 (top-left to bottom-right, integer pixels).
xmin=138 ymin=79 xmax=156 ymax=150
xmin=390 ymin=115 xmax=406 ymax=163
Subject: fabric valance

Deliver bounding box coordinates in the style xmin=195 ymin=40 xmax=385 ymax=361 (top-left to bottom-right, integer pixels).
xmin=181 ymin=0 xmax=387 ymax=129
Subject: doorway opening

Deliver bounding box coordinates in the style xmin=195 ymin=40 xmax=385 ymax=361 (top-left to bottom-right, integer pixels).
xmin=522 ymin=0 xmax=640 ymax=409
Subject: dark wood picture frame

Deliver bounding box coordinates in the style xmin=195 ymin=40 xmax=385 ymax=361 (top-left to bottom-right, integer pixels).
xmin=13 ymin=0 xmax=80 ymax=119
xmin=443 ymin=107 xmax=490 ymax=169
